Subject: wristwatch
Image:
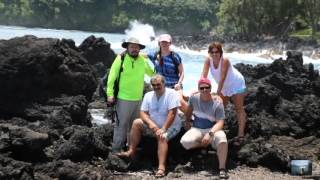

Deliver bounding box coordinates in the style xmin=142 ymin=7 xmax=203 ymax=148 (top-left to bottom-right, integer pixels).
xmin=208 ymin=131 xmax=214 ymax=137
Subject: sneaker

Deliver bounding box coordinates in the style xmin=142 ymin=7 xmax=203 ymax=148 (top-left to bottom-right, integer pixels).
xmin=219 ymin=169 xmax=228 ymax=179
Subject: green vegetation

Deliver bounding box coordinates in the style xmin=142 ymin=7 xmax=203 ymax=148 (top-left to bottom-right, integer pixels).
xmin=290 ymin=28 xmax=320 ymax=43
xmin=0 ymin=0 xmax=319 ymax=40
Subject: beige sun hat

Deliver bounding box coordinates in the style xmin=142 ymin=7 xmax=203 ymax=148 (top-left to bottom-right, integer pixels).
xmin=121 ymin=37 xmax=145 ymax=49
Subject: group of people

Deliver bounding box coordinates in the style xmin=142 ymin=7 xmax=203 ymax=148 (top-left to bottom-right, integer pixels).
xmin=106 ymin=34 xmax=247 ymax=179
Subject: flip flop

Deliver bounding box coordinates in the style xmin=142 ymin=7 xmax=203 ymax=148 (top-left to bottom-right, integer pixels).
xmin=115 ymin=151 xmax=135 ymax=159
xmin=219 ymin=169 xmax=229 ymax=179
xmin=155 ymin=168 xmax=166 ymax=178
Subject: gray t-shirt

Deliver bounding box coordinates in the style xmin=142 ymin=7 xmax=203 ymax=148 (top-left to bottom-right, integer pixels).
xmin=189 ymin=94 xmax=225 ymax=129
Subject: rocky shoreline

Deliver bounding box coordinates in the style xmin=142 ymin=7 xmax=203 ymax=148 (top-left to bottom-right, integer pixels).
xmin=0 ymin=35 xmax=319 ymax=179
xmin=174 ymin=35 xmax=320 ymax=60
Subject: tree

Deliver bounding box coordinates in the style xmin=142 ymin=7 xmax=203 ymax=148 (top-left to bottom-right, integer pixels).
xmin=216 ymin=0 xmax=299 ymax=40
xmin=300 ymin=0 xmax=320 ymax=38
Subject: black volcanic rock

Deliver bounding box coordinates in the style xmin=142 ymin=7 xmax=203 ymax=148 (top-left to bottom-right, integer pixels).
xmin=79 ymin=35 xmax=116 ymax=77
xmin=34 ymin=159 xmax=112 ymax=179
xmin=55 ymin=127 xmax=95 ymax=161
xmin=235 ymin=52 xmax=320 ymax=138
xmin=21 ymin=95 xmax=92 ymax=130
xmin=0 ymin=155 xmax=34 ymax=179
xmin=223 ymin=51 xmax=320 ymax=170
xmin=0 ymin=35 xmax=97 ymax=118
xmin=0 ymin=124 xmax=49 ymax=162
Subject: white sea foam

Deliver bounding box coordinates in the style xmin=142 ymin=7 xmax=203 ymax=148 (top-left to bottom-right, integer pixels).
xmin=88 ymin=109 xmax=111 ymax=125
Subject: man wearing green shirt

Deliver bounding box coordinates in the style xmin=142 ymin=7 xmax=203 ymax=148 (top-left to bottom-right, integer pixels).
xmin=107 ymin=37 xmax=155 ymax=153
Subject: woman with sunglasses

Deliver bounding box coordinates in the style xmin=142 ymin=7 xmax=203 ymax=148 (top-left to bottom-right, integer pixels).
xmin=201 ymin=42 xmax=247 ymax=146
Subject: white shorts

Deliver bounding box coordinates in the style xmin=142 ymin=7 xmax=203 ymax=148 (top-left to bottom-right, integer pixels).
xmin=180 ymin=127 xmax=227 ymax=149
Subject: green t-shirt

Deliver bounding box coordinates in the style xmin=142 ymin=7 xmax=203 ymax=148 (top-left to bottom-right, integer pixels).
xmin=107 ymin=54 xmax=155 ymax=101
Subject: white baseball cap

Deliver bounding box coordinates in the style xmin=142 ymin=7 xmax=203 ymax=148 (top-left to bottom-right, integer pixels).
xmin=158 ymin=34 xmax=172 ymax=42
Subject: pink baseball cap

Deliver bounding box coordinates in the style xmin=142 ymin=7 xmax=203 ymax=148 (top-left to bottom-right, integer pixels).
xmin=158 ymin=34 xmax=172 ymax=42
xmin=198 ymin=77 xmax=211 ymax=86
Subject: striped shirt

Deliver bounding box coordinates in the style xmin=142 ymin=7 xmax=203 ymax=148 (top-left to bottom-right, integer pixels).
xmin=148 ymin=51 xmax=182 ymax=88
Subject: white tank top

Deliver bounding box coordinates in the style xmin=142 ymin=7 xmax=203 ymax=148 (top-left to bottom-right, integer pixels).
xmin=209 ymin=57 xmax=246 ymax=96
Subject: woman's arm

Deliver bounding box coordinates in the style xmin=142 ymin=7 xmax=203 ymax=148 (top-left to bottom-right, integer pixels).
xmin=201 ymin=56 xmax=210 ymax=78
xmin=184 ymin=103 xmax=193 ymax=130
xmin=177 ymin=63 xmax=184 ymax=85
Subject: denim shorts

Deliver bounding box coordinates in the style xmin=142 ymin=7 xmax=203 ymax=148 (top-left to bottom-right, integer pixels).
xmin=144 ymin=124 xmax=180 ymax=141
xmin=235 ymin=87 xmax=247 ymax=94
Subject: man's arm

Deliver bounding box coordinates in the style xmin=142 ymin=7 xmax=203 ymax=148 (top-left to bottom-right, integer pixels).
xmin=201 ymin=119 xmax=224 ymax=147
xmin=143 ymin=56 xmax=156 ymax=77
xmin=140 ymin=111 xmax=160 ymax=133
xmin=209 ymin=119 xmax=224 ymax=135
xmin=209 ymin=100 xmax=225 ymax=134
xmin=106 ymin=56 xmax=122 ymax=98
xmin=202 ymin=100 xmax=225 ymax=146
xmin=161 ymin=107 xmax=178 ymax=131
xmin=176 ymin=53 xmax=184 ymax=84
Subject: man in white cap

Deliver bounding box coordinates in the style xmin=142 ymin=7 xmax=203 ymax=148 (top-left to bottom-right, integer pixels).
xmin=107 ymin=37 xmax=155 ymax=153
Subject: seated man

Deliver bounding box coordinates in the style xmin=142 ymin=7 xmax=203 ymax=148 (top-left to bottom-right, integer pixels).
xmin=117 ymin=74 xmax=182 ymax=178
xmin=180 ymin=77 xmax=229 ymax=179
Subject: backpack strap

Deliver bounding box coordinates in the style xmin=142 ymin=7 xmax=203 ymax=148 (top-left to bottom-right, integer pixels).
xmin=113 ymin=52 xmax=126 ymax=99
xmin=117 ymin=52 xmax=126 ymax=82
xmin=170 ymin=51 xmax=180 ymax=73
xmin=119 ymin=52 xmax=125 ymax=72
xmin=156 ymin=50 xmax=180 ymax=74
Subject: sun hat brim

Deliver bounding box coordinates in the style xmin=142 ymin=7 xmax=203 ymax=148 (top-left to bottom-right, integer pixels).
xmin=121 ymin=37 xmax=146 ymax=49
xmin=121 ymin=42 xmax=145 ymax=49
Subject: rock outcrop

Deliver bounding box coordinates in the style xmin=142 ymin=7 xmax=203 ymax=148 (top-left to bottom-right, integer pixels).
xmin=0 ymin=35 xmax=319 ymax=179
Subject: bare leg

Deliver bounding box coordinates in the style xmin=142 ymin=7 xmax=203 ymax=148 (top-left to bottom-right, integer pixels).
xmin=232 ymin=93 xmax=247 ymax=137
xmin=157 ymin=138 xmax=168 ymax=172
xmin=118 ymin=118 xmax=144 ymax=157
xmin=220 ymin=94 xmax=230 ymax=107
xmin=217 ymin=142 xmax=228 ymax=169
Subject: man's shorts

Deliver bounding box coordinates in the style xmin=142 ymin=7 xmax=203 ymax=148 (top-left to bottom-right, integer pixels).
xmin=142 ymin=122 xmax=180 ymax=141
xmin=180 ymin=127 xmax=227 ymax=149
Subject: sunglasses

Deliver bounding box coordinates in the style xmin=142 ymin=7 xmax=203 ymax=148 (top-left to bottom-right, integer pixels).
xmin=199 ymin=86 xmax=211 ymax=90
xmin=151 ymin=83 xmax=161 ymax=87
xmin=209 ymin=50 xmax=219 ymax=54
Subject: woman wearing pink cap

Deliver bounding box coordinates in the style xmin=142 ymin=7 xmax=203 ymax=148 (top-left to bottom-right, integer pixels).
xmin=201 ymin=42 xmax=247 ymax=146
xmin=148 ymin=34 xmax=184 ymax=90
